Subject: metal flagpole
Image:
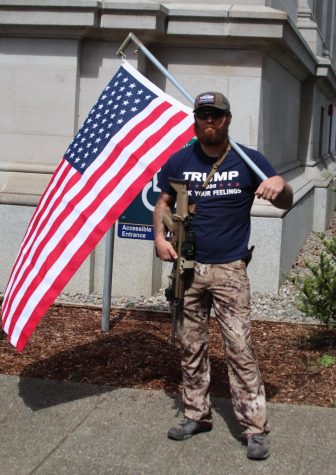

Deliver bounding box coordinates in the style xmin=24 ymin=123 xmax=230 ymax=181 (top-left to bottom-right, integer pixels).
xmin=102 ymin=32 xmax=268 ymax=330
xmin=102 ymin=224 xmax=115 ymax=331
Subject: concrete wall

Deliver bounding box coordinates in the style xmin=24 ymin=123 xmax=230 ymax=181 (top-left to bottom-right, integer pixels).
xmin=267 ymin=0 xmax=298 ymax=23
xmin=259 ymin=55 xmax=301 ymax=168
xmin=0 ymin=0 xmax=335 ymax=298
xmin=0 ymin=38 xmax=78 ymax=166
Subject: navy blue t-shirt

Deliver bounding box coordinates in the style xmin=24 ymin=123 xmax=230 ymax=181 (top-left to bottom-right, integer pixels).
xmin=157 ymin=141 xmax=277 ymax=264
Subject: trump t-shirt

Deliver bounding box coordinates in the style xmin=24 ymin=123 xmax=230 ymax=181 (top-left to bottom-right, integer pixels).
xmin=157 ymin=140 xmax=277 ymax=264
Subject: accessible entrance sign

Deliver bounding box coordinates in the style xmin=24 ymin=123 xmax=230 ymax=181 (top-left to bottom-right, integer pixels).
xmin=117 ymin=173 xmax=160 ymax=240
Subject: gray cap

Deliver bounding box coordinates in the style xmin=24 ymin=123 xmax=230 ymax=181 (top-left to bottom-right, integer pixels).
xmin=193 ymin=92 xmax=231 ymax=112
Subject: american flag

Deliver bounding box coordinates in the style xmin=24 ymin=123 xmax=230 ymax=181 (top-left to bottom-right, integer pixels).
xmin=2 ymin=60 xmax=194 ymax=351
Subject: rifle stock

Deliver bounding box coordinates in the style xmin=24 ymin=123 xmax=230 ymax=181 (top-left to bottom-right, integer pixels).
xmin=163 ymin=178 xmax=194 ymax=346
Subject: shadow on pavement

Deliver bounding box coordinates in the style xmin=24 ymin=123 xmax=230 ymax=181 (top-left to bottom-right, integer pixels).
xmin=18 ymin=376 xmax=112 ymax=411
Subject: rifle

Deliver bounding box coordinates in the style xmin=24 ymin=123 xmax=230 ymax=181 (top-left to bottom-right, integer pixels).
xmin=162 ymin=178 xmax=195 ymax=346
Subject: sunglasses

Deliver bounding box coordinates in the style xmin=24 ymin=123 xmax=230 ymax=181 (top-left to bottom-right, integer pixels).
xmin=194 ymin=109 xmax=228 ymax=120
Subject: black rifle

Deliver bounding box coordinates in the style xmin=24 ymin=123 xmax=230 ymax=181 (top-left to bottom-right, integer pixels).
xmin=162 ymin=178 xmax=195 ymax=346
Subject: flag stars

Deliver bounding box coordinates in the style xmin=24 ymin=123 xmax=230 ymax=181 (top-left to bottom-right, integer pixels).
xmin=65 ymin=66 xmax=158 ymax=174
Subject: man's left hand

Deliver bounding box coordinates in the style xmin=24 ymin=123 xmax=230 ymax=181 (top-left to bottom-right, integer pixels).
xmin=255 ymin=176 xmax=286 ymax=201
xmin=255 ymin=175 xmax=293 ymax=210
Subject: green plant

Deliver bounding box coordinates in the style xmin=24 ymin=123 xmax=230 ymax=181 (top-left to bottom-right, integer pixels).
xmin=319 ymin=354 xmax=336 ymax=368
xmin=292 ymin=234 xmax=336 ymax=328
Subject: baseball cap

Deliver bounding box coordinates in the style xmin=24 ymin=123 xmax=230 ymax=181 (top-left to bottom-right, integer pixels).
xmin=193 ymin=92 xmax=231 ymax=113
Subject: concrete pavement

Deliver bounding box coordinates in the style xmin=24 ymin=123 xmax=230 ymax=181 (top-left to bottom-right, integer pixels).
xmin=1 ymin=374 xmax=335 ymax=475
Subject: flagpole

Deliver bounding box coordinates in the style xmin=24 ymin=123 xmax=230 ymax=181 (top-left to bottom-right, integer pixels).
xmin=116 ymin=33 xmax=195 ymax=105
xmin=102 ymin=224 xmax=115 ymax=331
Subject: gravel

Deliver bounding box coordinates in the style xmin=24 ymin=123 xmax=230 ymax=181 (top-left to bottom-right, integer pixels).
xmin=56 ymin=213 xmax=336 ymax=325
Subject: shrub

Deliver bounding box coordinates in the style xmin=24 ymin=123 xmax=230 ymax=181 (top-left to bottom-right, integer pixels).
xmin=293 ymin=234 xmax=336 ymax=328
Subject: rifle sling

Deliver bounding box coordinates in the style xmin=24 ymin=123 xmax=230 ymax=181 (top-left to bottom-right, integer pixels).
xmin=201 ymin=144 xmax=231 ymax=189
xmin=188 ymin=144 xmax=231 ymax=215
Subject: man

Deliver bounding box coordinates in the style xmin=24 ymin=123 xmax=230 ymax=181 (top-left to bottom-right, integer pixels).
xmin=153 ymin=92 xmax=293 ymax=460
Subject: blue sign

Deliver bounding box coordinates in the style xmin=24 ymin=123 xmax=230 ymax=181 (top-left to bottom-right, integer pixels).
xmin=117 ymin=173 xmax=160 ymax=240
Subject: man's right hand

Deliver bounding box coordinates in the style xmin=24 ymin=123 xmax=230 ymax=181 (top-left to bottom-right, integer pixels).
xmin=155 ymin=238 xmax=177 ymax=261
xmin=154 ymin=191 xmax=177 ymax=261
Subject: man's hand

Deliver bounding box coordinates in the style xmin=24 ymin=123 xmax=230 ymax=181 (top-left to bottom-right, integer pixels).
xmin=155 ymin=238 xmax=177 ymax=261
xmin=154 ymin=191 xmax=178 ymax=261
xmin=255 ymin=176 xmax=286 ymax=201
xmin=255 ymin=175 xmax=293 ymax=210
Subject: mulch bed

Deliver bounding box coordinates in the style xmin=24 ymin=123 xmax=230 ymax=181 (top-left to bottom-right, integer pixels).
xmin=1 ymin=305 xmax=336 ymax=407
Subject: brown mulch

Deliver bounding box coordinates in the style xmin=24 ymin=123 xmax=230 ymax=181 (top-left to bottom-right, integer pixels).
xmin=1 ymin=305 xmax=336 ymax=408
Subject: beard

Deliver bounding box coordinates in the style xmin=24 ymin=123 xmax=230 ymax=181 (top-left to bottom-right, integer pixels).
xmin=194 ymin=121 xmax=229 ymax=146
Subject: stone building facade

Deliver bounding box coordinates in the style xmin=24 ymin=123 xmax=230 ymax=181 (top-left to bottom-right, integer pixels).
xmin=0 ymin=0 xmax=335 ymax=297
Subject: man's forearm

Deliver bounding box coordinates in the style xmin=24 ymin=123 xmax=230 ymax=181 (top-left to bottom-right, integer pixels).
xmin=154 ymin=205 xmax=171 ymax=243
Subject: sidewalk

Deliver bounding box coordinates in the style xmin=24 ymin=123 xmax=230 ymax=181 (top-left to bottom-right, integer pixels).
xmin=1 ymin=374 xmax=335 ymax=475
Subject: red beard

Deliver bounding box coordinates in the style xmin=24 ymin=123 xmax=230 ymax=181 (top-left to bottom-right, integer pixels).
xmin=194 ymin=122 xmax=229 ymax=146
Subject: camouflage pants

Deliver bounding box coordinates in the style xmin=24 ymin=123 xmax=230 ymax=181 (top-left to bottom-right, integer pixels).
xmin=177 ymin=260 xmax=269 ymax=435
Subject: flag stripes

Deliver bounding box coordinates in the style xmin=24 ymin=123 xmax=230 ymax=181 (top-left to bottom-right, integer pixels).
xmin=2 ymin=61 xmax=194 ymax=350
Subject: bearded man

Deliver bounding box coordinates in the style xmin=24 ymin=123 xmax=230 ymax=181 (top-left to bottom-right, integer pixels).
xmin=154 ymin=92 xmax=293 ymax=460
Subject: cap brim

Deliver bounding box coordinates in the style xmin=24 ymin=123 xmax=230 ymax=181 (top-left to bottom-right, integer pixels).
xmin=193 ymin=105 xmax=230 ymax=113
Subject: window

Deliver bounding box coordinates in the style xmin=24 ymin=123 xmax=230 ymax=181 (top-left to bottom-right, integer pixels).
xmin=319 ymin=107 xmax=324 ymax=157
